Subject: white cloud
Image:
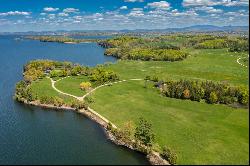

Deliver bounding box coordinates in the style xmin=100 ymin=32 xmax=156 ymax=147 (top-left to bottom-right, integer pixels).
xmin=223 ymin=0 xmax=249 ymax=6
xmin=147 ymin=1 xmax=171 ymax=10
xmin=58 ymin=12 xmax=69 ymax=17
xmin=124 ymin=0 xmax=144 ymax=2
xmin=63 ymin=8 xmax=79 ymax=13
xmin=171 ymin=10 xmax=198 ymax=16
xmin=48 ymin=14 xmax=56 ymax=19
xmin=0 ymin=11 xmax=30 ymax=16
xmin=183 ymin=0 xmax=249 ymax=7
xmin=128 ymin=8 xmax=144 ymax=16
xmin=195 ymin=6 xmax=223 ymax=13
xmin=43 ymin=7 xmax=59 ymax=12
xmin=120 ymin=6 xmax=128 ymax=10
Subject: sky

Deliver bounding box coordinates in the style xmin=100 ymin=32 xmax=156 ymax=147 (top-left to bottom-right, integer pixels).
xmin=0 ymin=0 xmax=249 ymax=32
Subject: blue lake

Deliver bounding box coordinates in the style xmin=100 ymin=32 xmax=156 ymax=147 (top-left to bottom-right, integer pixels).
xmin=0 ymin=35 xmax=149 ymax=165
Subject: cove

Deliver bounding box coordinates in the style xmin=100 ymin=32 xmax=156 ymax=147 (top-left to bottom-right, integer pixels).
xmin=0 ymin=35 xmax=149 ymax=165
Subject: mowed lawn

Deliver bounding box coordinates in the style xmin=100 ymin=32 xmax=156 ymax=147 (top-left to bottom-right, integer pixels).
xmin=27 ymin=48 xmax=249 ymax=164
xmin=107 ymin=49 xmax=248 ymax=86
xmin=90 ymin=80 xmax=249 ymax=165
xmin=30 ymin=77 xmax=76 ymax=104
xmin=55 ymin=75 xmax=90 ymax=97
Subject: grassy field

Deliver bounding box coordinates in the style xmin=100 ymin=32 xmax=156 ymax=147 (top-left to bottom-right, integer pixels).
xmin=90 ymin=80 xmax=249 ymax=165
xmin=54 ymin=75 xmax=90 ymax=97
xmin=28 ymin=48 xmax=249 ymax=164
xmin=106 ymin=49 xmax=248 ymax=86
xmin=30 ymin=77 xmax=76 ymax=104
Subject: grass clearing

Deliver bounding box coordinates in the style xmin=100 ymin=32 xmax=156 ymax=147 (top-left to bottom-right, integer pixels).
xmin=30 ymin=77 xmax=76 ymax=104
xmin=90 ymin=80 xmax=249 ymax=165
xmin=106 ymin=49 xmax=248 ymax=86
xmin=55 ymin=75 xmax=91 ymax=97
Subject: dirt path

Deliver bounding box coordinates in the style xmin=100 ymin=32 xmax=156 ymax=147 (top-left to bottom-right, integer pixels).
xmin=50 ymin=76 xmax=143 ymax=101
xmin=236 ymin=55 xmax=249 ymax=68
xmin=49 ymin=77 xmax=83 ymax=101
xmin=49 ymin=77 xmax=143 ymax=129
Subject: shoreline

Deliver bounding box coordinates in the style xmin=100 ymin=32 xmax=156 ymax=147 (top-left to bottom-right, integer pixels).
xmin=22 ymin=100 xmax=169 ymax=165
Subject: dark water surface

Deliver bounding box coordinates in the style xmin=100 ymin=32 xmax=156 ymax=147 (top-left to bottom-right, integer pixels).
xmin=0 ymin=35 xmax=148 ymax=165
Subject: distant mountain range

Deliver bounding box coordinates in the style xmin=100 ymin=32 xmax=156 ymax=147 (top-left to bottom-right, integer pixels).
xmin=1 ymin=25 xmax=248 ymax=35
xmin=120 ymin=25 xmax=249 ymax=33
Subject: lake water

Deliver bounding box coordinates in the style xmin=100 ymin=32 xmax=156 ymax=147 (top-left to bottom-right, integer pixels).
xmin=0 ymin=35 xmax=149 ymax=165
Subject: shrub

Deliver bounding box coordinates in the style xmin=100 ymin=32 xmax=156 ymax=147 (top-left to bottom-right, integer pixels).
xmin=134 ymin=117 xmax=155 ymax=147
xmin=80 ymin=82 xmax=92 ymax=91
xmin=209 ymin=92 xmax=218 ymax=104
xmin=161 ymin=146 xmax=177 ymax=165
xmin=53 ymin=96 xmax=64 ymax=107
xmin=237 ymin=87 xmax=249 ymax=105
xmin=70 ymin=100 xmax=88 ymax=110
xmin=182 ymin=89 xmax=190 ymax=99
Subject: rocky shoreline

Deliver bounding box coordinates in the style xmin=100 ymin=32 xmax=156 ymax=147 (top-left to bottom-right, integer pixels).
xmin=22 ymin=100 xmax=170 ymax=165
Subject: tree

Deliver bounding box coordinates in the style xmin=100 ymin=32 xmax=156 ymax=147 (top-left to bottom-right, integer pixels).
xmin=134 ymin=117 xmax=155 ymax=147
xmin=182 ymin=89 xmax=190 ymax=99
xmin=80 ymin=82 xmax=92 ymax=91
xmin=209 ymin=91 xmax=218 ymax=104
xmin=237 ymin=87 xmax=249 ymax=105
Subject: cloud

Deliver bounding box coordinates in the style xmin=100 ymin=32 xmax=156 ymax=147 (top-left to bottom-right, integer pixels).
xmin=43 ymin=7 xmax=59 ymax=12
xmin=195 ymin=6 xmax=223 ymax=13
xmin=128 ymin=8 xmax=144 ymax=16
xmin=63 ymin=8 xmax=79 ymax=13
xmin=182 ymin=0 xmax=249 ymax=7
xmin=224 ymin=0 xmax=249 ymax=6
xmin=0 ymin=11 xmax=30 ymax=16
xmin=171 ymin=10 xmax=198 ymax=16
xmin=58 ymin=13 xmax=69 ymax=17
xmin=124 ymin=0 xmax=144 ymax=2
xmin=120 ymin=6 xmax=128 ymax=10
xmin=147 ymin=1 xmax=171 ymax=10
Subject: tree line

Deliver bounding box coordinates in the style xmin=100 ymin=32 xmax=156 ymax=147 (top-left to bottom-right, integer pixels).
xmin=145 ymin=76 xmax=249 ymax=106
xmin=99 ymin=36 xmax=188 ymax=61
xmin=27 ymin=36 xmax=100 ymax=43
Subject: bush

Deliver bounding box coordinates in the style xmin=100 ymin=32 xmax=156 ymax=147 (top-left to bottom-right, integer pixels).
xmin=195 ymin=39 xmax=227 ymax=49
xmin=209 ymin=92 xmax=218 ymax=104
xmin=161 ymin=146 xmax=177 ymax=165
xmin=70 ymin=100 xmax=88 ymax=110
xmin=80 ymin=82 xmax=92 ymax=91
xmin=134 ymin=117 xmax=155 ymax=147
xmin=237 ymin=87 xmax=249 ymax=105
xmin=53 ymin=96 xmax=64 ymax=107
xmin=182 ymin=89 xmax=190 ymax=99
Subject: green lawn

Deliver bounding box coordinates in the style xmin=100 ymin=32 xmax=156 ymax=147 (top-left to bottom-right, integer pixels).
xmin=27 ymin=48 xmax=249 ymax=164
xmin=30 ymin=77 xmax=76 ymax=104
xmin=90 ymin=80 xmax=249 ymax=165
xmin=106 ymin=49 xmax=248 ymax=86
xmin=55 ymin=75 xmax=90 ymax=97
